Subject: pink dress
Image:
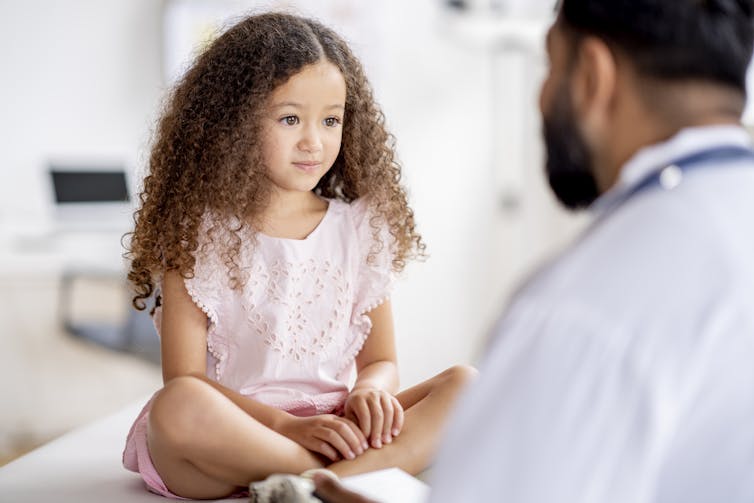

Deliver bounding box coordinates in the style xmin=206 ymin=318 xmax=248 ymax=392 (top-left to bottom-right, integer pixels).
xmin=122 ymin=197 xmax=395 ymax=498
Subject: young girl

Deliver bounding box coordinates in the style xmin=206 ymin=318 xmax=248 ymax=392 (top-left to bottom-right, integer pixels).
xmin=122 ymin=12 xmax=475 ymax=500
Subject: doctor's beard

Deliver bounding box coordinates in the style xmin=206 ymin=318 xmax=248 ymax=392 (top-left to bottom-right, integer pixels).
xmin=542 ymin=83 xmax=600 ymax=210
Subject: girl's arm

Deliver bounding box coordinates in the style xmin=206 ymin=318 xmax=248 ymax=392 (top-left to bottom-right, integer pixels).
xmin=345 ymin=300 xmax=405 ymax=448
xmin=160 ymin=271 xmax=292 ymax=428
xmin=160 ymin=271 xmax=367 ymax=461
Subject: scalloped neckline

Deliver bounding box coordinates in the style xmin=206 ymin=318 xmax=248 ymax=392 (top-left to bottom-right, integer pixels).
xmin=257 ymin=199 xmax=332 ymax=242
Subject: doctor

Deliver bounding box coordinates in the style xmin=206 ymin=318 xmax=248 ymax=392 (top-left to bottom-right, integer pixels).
xmin=315 ymin=0 xmax=754 ymax=502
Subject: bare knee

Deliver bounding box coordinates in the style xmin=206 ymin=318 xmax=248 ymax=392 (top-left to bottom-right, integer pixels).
xmin=148 ymin=375 xmax=217 ymax=449
xmin=147 ymin=377 xmax=239 ymax=499
xmin=437 ymin=364 xmax=478 ymax=390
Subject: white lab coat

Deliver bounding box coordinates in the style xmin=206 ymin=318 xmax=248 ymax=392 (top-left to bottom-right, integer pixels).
xmin=430 ymin=125 xmax=754 ymax=503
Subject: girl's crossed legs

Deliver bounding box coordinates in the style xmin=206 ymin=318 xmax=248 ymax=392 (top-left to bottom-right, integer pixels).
xmin=147 ymin=365 xmax=476 ymax=499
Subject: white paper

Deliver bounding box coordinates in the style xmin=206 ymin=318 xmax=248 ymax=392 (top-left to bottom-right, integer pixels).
xmin=341 ymin=468 xmax=430 ymax=503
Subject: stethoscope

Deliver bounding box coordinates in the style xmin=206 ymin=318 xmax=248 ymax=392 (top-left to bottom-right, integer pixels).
xmin=603 ymin=145 xmax=754 ymax=213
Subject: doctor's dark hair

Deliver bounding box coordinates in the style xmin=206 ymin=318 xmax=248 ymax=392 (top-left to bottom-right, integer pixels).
xmin=126 ymin=12 xmax=425 ymax=311
xmin=558 ymin=0 xmax=754 ymax=93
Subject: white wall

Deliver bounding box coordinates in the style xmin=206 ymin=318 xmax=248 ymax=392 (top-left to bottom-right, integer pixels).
xmin=376 ymin=3 xmax=587 ymax=381
xmin=0 ymin=0 xmax=168 ymax=457
xmin=0 ymin=0 xmax=164 ymax=221
xmin=0 ymin=0 xmax=584 ymax=444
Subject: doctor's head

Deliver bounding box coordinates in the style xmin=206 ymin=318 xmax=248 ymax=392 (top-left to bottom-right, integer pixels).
xmin=539 ymin=0 xmax=754 ymax=209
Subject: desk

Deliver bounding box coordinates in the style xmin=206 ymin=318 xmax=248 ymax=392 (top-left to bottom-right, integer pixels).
xmin=0 ymin=221 xmax=160 ymax=362
xmin=0 ymin=219 xmax=163 ymax=468
xmin=0 ymin=222 xmax=127 ymax=277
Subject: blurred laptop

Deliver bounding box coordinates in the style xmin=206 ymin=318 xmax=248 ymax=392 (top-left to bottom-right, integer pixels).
xmin=48 ymin=164 xmax=134 ymax=233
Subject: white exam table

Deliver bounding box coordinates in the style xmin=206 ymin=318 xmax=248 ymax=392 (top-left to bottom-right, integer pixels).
xmin=0 ymin=399 xmax=429 ymax=502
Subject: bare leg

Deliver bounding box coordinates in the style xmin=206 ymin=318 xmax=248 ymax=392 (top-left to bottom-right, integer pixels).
xmin=147 ymin=376 xmax=324 ymax=499
xmin=327 ymin=365 xmax=477 ymax=477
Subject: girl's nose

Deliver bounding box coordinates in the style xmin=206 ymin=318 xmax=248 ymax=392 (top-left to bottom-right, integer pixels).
xmin=298 ymin=126 xmax=323 ymax=153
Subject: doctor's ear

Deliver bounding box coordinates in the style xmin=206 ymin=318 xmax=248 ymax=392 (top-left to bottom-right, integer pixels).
xmin=569 ymin=35 xmax=618 ymax=132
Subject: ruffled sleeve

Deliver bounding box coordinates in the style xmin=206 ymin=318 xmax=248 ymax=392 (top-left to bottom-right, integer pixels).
xmin=340 ymin=198 xmax=397 ymax=373
xmin=352 ymin=197 xmax=397 ymax=315
xmin=181 ymin=219 xmax=229 ymax=380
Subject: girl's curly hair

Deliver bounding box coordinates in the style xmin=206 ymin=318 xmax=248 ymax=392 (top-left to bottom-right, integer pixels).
xmin=127 ymin=12 xmax=425 ymax=311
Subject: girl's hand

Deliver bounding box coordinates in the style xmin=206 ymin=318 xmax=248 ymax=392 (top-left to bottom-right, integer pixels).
xmin=344 ymin=388 xmax=404 ymax=449
xmin=277 ymin=415 xmax=368 ymax=462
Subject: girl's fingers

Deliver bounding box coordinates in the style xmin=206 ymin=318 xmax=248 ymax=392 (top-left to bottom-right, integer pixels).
xmin=344 ymin=417 xmax=369 ymax=453
xmin=311 ymin=435 xmax=340 ymax=462
xmin=319 ymin=427 xmax=356 ymax=461
xmin=380 ymin=394 xmax=394 ymax=444
xmin=336 ymin=418 xmax=367 ymax=456
xmin=346 ymin=391 xmax=403 ymax=448
xmin=391 ymin=396 xmax=404 ymax=437
xmin=369 ymin=400 xmax=384 ymax=448
xmin=351 ymin=400 xmax=372 ymax=444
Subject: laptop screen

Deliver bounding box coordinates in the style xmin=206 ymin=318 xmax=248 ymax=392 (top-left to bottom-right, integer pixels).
xmin=50 ymin=170 xmax=130 ymax=204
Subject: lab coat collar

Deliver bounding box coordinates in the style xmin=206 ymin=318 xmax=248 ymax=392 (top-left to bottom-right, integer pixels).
xmin=591 ymin=124 xmax=753 ymax=215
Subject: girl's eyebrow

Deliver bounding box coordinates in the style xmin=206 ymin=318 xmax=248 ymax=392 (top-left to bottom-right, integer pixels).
xmin=271 ymin=101 xmax=345 ymax=110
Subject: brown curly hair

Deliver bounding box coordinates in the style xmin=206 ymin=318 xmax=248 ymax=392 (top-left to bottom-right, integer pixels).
xmin=126 ymin=12 xmax=425 ymax=311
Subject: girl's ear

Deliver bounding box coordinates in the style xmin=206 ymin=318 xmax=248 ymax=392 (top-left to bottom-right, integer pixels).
xmin=569 ymin=35 xmax=618 ymax=142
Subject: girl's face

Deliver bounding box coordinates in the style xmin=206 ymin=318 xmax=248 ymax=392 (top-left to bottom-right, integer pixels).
xmin=261 ymin=60 xmax=346 ymax=196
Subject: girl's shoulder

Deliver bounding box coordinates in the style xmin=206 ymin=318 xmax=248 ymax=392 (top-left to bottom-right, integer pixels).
xmin=326 ymin=196 xmax=372 ymax=224
xmin=323 ymin=197 xmax=381 ymax=243
xmin=325 ymin=197 xmax=394 ymax=258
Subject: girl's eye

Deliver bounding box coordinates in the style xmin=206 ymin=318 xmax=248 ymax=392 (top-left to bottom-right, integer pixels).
xmin=280 ymin=116 xmax=299 ymax=126
xmin=324 ymin=117 xmax=341 ymax=127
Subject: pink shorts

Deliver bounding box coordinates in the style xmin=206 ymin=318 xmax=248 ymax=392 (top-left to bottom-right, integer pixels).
xmin=122 ymin=397 xmax=247 ymax=499
xmin=122 ymin=390 xmax=344 ymax=499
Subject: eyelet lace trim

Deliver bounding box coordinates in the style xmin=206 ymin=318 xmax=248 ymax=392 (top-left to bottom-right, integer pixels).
xmin=184 ymin=277 xmax=227 ymax=380
xmin=183 ymin=200 xmax=397 ymax=383
xmin=338 ymin=293 xmax=391 ymax=376
xmin=243 ymin=258 xmax=351 ymax=362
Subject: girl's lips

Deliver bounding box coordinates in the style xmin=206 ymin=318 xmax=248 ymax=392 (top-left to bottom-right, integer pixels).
xmin=293 ymin=162 xmax=321 ymax=172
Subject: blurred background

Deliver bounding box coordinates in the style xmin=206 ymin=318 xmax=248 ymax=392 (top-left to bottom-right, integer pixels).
xmin=2 ymin=0 xmax=753 ymax=466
